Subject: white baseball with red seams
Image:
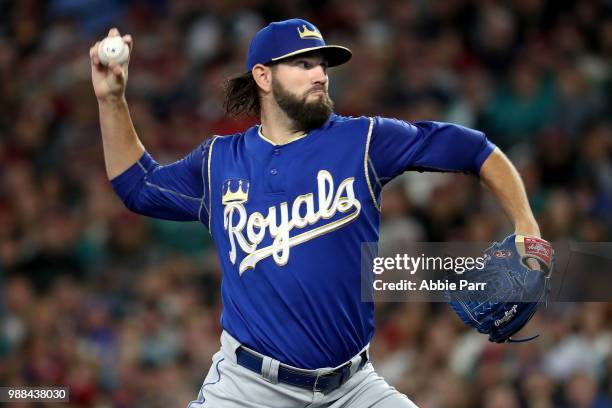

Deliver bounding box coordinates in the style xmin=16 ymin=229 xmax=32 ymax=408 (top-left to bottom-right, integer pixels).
xmin=97 ymin=36 xmax=129 ymax=66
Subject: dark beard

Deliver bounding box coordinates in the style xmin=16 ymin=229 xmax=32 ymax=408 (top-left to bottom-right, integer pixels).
xmin=272 ymin=79 xmax=334 ymax=133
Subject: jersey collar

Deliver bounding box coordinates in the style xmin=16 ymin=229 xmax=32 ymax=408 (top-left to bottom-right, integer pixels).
xmin=257 ymin=126 xmax=308 ymax=146
xmin=244 ymin=113 xmax=338 ymax=155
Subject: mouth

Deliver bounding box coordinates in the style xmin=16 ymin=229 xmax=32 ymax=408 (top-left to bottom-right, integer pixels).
xmin=308 ymin=89 xmax=326 ymax=97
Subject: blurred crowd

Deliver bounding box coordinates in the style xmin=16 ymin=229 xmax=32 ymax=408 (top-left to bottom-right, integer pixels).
xmin=0 ymin=0 xmax=611 ymax=407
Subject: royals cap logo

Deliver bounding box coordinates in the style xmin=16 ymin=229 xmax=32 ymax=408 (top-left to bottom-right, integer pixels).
xmin=297 ymin=25 xmax=323 ymax=40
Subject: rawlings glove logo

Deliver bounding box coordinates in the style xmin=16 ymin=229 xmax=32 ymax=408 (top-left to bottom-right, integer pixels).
xmin=493 ymin=249 xmax=513 ymax=259
xmin=524 ymin=237 xmax=553 ymax=264
xmin=494 ymin=304 xmax=518 ymax=327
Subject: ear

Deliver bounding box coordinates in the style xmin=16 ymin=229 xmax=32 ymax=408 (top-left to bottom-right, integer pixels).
xmin=252 ymin=64 xmax=273 ymax=93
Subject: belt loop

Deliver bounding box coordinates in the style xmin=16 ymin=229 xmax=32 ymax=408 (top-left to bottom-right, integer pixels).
xmin=349 ymin=355 xmax=360 ymax=376
xmin=360 ymin=346 xmax=370 ymax=369
xmin=221 ymin=331 xmax=241 ymax=364
xmin=348 ymin=350 xmax=368 ymax=376
xmin=261 ymin=356 xmax=280 ymax=384
xmin=313 ymin=371 xmax=323 ymax=392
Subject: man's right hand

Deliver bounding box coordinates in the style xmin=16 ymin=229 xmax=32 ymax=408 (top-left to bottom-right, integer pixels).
xmin=90 ymin=28 xmax=132 ymax=101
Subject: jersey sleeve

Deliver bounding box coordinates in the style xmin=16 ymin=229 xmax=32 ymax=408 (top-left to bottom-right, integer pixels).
xmin=368 ymin=117 xmax=496 ymax=186
xmin=110 ymin=137 xmax=214 ymax=225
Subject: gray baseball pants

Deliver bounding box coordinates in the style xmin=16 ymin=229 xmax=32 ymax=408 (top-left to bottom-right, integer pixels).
xmin=186 ymin=331 xmax=417 ymax=408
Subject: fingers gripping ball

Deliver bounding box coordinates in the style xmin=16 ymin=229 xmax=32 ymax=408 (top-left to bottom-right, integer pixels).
xmin=98 ymin=36 xmax=130 ymax=66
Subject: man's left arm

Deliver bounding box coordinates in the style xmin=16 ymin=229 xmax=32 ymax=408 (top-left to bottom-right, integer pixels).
xmin=479 ymin=148 xmax=540 ymax=238
xmin=369 ymin=118 xmax=541 ymax=237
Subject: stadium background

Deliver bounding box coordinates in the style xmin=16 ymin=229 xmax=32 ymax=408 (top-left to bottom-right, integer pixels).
xmin=0 ymin=0 xmax=611 ymax=407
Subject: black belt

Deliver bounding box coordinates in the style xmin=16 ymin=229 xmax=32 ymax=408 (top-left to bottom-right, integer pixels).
xmin=235 ymin=347 xmax=368 ymax=394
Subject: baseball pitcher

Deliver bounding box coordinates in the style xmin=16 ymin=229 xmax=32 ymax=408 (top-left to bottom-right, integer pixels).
xmin=90 ymin=19 xmax=550 ymax=408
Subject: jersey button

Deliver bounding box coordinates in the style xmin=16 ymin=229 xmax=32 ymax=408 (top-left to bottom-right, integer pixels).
xmin=273 ymin=149 xmax=280 ymax=155
xmin=270 ymin=168 xmax=278 ymax=175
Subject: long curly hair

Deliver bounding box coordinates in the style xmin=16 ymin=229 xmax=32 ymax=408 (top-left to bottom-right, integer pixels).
xmin=223 ymin=71 xmax=260 ymax=118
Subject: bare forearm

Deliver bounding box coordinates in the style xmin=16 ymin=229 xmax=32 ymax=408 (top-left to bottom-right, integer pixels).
xmin=90 ymin=28 xmax=144 ymax=180
xmin=98 ymin=96 xmax=145 ymax=180
xmin=480 ymin=148 xmax=540 ymax=237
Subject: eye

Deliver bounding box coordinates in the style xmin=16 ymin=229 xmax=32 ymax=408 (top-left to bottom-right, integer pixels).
xmin=296 ymin=60 xmax=329 ymax=72
xmin=298 ymin=60 xmax=312 ymax=69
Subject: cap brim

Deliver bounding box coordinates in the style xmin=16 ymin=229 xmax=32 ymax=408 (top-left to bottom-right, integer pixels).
xmin=270 ymin=45 xmax=352 ymax=67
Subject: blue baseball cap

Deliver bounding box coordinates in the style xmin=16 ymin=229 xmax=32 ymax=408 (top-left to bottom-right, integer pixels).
xmin=246 ymin=19 xmax=352 ymax=71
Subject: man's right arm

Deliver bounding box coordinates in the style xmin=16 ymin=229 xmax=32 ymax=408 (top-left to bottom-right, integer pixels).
xmin=91 ymin=28 xmax=210 ymax=224
xmin=98 ymin=97 xmax=145 ymax=179
xmin=90 ymin=27 xmax=144 ymax=179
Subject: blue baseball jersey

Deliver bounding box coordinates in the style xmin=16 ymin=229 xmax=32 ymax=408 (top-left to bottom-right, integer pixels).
xmin=112 ymin=114 xmax=495 ymax=369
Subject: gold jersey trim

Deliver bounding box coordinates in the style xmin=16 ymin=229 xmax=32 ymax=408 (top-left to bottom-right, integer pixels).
xmin=364 ymin=117 xmax=380 ymax=212
xmin=258 ymin=126 xmax=308 ymax=146
xmin=208 ymin=136 xmax=218 ymax=233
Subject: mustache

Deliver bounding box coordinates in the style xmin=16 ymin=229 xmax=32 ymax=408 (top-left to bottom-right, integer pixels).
xmin=306 ymin=85 xmax=327 ymax=96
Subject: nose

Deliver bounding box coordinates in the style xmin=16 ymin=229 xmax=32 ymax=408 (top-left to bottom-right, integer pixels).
xmin=311 ymin=64 xmax=328 ymax=85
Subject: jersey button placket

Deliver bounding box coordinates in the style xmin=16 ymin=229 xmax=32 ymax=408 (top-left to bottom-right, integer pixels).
xmin=267 ymin=146 xmax=284 ymax=192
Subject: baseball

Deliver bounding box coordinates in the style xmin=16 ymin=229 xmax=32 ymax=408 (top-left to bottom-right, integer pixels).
xmin=97 ymin=36 xmax=130 ymax=66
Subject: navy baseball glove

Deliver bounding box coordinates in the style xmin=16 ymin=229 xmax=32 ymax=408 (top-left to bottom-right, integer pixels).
xmin=446 ymin=234 xmax=554 ymax=343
